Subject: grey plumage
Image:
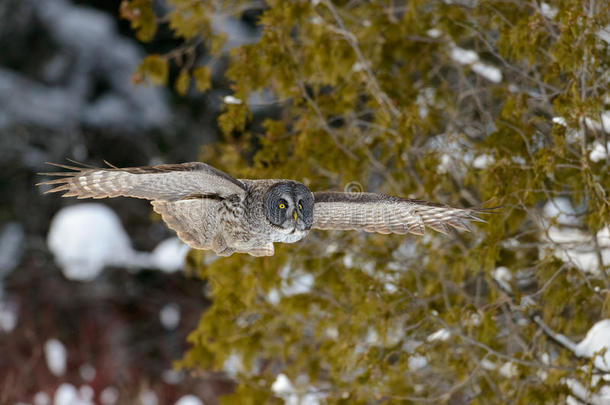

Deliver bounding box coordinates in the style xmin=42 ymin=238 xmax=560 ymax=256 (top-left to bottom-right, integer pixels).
xmin=312 ymin=192 xmax=484 ymax=235
xmin=38 ymin=161 xmax=490 ymax=257
xmin=39 ymin=161 xmax=245 ymax=200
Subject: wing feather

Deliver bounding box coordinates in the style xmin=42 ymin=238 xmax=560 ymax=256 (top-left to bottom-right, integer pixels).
xmin=37 ymin=161 xmax=246 ymax=201
xmin=312 ymin=191 xmax=488 ymax=235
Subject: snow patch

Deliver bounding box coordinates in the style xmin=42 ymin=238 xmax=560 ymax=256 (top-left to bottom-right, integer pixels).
xmin=53 ymin=383 xmax=94 ymax=405
xmin=162 ymin=369 xmax=184 ymax=385
xmin=481 ymin=359 xmax=497 ymax=371
xmin=159 ymin=303 xmax=181 ymax=330
xmin=472 ymin=154 xmax=494 ymax=169
xmin=492 ymin=267 xmax=512 ymax=292
xmin=598 ymin=27 xmax=610 ymax=44
xmin=324 ymin=242 xmax=338 ymax=254
xmin=384 ymin=282 xmax=398 ymax=294
xmin=100 ymin=387 xmax=119 ymax=405
xmin=47 ymin=204 xmax=189 ymax=280
xmin=469 ymin=313 xmax=482 ymax=326
xmin=499 ymin=362 xmax=518 ymax=377
xmin=271 ymin=374 xmax=324 ymax=405
xmin=541 ymin=199 xmax=610 ymax=274
xmin=139 ymin=389 xmax=158 ymax=405
xmin=575 ymin=320 xmax=610 ymax=372
xmin=0 ymin=297 xmax=17 ymax=332
xmin=544 ymin=226 xmax=610 ymax=274
xmin=450 ymin=47 xmax=478 ymax=65
xmin=415 ymin=88 xmax=435 ymax=118
xmin=310 ymin=16 xmax=323 ymax=25
xmin=566 ymin=378 xmax=610 ymax=405
xmin=223 ymin=352 xmax=244 ymax=378
xmin=408 ymin=355 xmax=428 ymax=371
xmin=79 ymin=386 xmax=94 ymax=402
xmin=47 ymin=204 xmax=135 ymax=281
xmin=437 ymin=153 xmax=452 ymax=174
xmin=267 ymin=288 xmax=281 ymax=305
xmin=351 ymin=61 xmax=367 ymax=72
xmin=584 ymin=113 xmax=610 ymax=134
xmin=551 ymin=320 xmax=610 ymax=402
xmin=223 ymin=95 xmax=243 ymax=105
xmin=272 ymin=374 xmax=294 ymax=396
xmin=342 ymin=254 xmax=354 ymax=268
xmin=603 ymin=112 xmax=610 ymax=133
xmin=553 ymin=116 xmax=567 ymax=127
xmin=365 ymin=328 xmax=379 ymax=345
xmin=34 ymin=392 xmax=50 ymax=405
xmin=277 ymin=265 xmax=314 ymax=297
xmin=325 ymin=326 xmax=339 ymax=340
xmin=174 ymin=395 xmax=203 ymax=405
xmin=150 ymin=237 xmax=189 ymax=273
xmin=79 ymin=363 xmax=96 ymax=382
xmin=44 ymin=338 xmax=67 ymax=376
xmin=543 ymin=198 xmax=580 ymax=226
xmin=589 ymin=142 xmax=609 ymax=162
xmin=427 ymin=329 xmax=451 ymax=342
xmin=471 ymin=62 xmax=503 ymax=83
xmin=426 ymin=28 xmax=442 ymax=38
xmin=540 ymin=2 xmax=558 ymax=19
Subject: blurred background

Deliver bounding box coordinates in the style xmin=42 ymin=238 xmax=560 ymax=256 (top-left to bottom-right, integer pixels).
xmin=2 ymin=0 xmax=610 ymax=403
xmin=0 ymin=0 xmax=265 ymax=403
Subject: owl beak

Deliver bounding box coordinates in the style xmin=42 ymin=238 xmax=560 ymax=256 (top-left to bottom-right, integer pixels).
xmin=293 ymin=210 xmax=298 ymax=221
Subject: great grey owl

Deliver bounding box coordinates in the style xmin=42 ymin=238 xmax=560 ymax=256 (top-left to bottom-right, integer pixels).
xmin=38 ymin=161 xmax=488 ymax=257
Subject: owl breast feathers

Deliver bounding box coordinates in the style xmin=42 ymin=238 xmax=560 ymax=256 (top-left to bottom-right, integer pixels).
xmin=38 ymin=161 xmax=492 ymax=257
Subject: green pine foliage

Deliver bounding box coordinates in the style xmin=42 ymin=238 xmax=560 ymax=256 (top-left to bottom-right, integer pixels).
xmin=121 ymin=0 xmax=610 ymax=402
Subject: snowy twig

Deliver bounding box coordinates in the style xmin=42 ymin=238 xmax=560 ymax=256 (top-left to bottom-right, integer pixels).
xmin=532 ymin=315 xmax=579 ymax=353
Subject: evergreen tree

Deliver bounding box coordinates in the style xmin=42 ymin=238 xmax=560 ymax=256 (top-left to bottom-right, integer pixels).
xmin=121 ymin=0 xmax=610 ymax=402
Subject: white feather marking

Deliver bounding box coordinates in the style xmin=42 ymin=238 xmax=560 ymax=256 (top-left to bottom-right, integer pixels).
xmin=91 ymin=172 xmax=104 ymax=182
xmin=117 ymin=173 xmax=130 ymax=190
xmin=79 ymin=177 xmax=92 ymax=192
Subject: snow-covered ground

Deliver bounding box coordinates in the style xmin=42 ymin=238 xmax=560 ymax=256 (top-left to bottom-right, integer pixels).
xmin=46 ymin=203 xmax=189 ymax=281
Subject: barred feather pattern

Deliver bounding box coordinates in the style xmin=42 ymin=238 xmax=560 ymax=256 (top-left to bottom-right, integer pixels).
xmin=152 ymin=199 xmax=222 ymax=250
xmin=36 ymin=161 xmax=246 ymax=201
xmin=312 ymin=192 xmax=486 ymax=235
xmin=38 ymin=161 xmax=491 ymax=256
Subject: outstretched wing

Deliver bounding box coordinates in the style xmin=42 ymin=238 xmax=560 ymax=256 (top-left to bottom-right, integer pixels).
xmin=37 ymin=161 xmax=246 ymax=201
xmin=312 ymin=192 xmax=488 ymax=235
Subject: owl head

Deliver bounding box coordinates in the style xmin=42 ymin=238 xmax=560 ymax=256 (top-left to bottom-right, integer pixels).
xmin=263 ymin=181 xmax=314 ymax=232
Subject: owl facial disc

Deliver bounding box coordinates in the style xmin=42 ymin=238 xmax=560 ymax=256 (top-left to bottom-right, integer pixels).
xmin=263 ymin=182 xmax=314 ymax=232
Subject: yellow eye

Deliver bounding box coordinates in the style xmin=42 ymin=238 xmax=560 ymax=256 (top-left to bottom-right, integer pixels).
xmin=279 ymin=203 xmax=286 ymax=209
xmin=298 ymin=203 xmax=303 ymax=210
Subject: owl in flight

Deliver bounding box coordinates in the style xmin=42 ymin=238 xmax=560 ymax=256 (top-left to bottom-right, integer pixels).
xmin=38 ymin=161 xmax=487 ymax=257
